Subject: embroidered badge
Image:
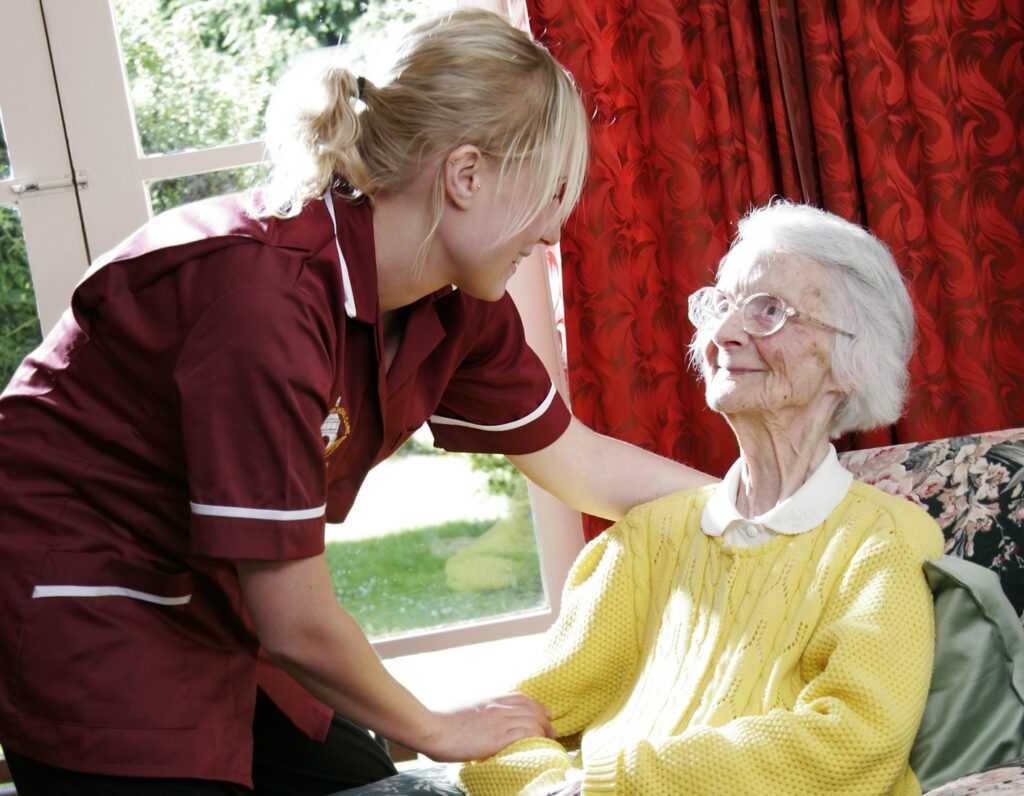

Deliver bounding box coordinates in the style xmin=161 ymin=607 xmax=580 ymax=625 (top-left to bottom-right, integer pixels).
xmin=321 ymin=398 xmax=351 ymax=459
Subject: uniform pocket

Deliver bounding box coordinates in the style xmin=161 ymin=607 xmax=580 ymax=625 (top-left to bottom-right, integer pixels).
xmin=15 ymin=551 xmax=198 ymax=729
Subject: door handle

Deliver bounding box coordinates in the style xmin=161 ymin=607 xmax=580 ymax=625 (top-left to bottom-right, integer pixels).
xmin=11 ymin=170 xmax=88 ymax=196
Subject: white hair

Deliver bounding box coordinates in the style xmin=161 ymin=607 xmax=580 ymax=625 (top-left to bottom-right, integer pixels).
xmin=689 ymin=201 xmax=915 ymax=437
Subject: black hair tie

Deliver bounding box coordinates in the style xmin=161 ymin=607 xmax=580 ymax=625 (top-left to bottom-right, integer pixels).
xmin=357 ymin=76 xmax=366 ymax=101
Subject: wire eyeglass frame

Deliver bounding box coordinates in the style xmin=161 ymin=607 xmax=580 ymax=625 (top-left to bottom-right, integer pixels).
xmin=687 ymin=287 xmax=856 ymax=339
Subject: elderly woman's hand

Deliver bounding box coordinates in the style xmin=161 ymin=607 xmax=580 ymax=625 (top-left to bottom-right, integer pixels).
xmin=420 ymin=692 xmax=554 ymax=762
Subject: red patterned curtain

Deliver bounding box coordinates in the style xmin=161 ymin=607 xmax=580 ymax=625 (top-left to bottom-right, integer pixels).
xmin=527 ymin=0 xmax=1024 ymax=538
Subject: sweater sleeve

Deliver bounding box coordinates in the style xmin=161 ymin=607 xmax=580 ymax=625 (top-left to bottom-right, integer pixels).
xmin=582 ymin=523 xmax=939 ymax=796
xmin=455 ymin=509 xmax=655 ymax=796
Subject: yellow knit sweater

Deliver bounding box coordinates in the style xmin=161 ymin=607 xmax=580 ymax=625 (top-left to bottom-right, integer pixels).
xmin=455 ymin=481 xmax=943 ymax=796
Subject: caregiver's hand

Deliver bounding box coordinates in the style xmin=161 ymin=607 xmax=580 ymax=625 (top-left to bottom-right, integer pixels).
xmin=423 ymin=692 xmax=554 ymax=762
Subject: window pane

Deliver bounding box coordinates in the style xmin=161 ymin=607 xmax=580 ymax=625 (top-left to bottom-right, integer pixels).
xmin=111 ymin=0 xmax=318 ymax=155
xmin=1 ymin=110 xmax=43 ymax=389
xmin=0 ymin=204 xmax=43 ymax=391
xmin=0 ymin=107 xmax=9 ymax=180
xmin=148 ymin=164 xmax=264 ymax=215
xmin=326 ymin=431 xmax=548 ymax=641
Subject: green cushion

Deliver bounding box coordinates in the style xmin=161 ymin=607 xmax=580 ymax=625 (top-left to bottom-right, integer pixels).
xmin=912 ymin=556 xmax=1024 ymax=791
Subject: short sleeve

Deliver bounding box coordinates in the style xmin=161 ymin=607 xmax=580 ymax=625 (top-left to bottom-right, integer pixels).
xmin=428 ymin=294 xmax=570 ymax=455
xmin=174 ymin=284 xmax=334 ymax=560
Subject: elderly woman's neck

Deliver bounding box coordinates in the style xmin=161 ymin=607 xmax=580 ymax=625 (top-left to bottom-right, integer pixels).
xmin=728 ymin=411 xmax=836 ymax=518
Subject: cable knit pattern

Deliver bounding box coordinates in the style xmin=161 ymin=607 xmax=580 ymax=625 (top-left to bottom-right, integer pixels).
xmin=455 ymin=482 xmax=944 ymax=796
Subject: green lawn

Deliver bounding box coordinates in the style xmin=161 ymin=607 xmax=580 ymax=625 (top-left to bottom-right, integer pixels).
xmin=325 ymin=518 xmax=546 ymax=639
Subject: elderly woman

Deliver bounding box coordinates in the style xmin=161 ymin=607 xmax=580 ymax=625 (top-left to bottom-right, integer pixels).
xmin=455 ymin=202 xmax=944 ymax=796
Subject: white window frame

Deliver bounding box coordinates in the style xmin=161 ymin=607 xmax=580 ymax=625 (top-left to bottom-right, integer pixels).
xmin=1 ymin=0 xmax=585 ymax=659
xmin=0 ymin=0 xmax=91 ymax=329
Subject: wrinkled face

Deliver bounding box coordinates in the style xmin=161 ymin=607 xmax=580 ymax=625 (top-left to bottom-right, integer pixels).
xmin=445 ymin=162 xmax=564 ymax=302
xmin=699 ymin=255 xmax=844 ymax=423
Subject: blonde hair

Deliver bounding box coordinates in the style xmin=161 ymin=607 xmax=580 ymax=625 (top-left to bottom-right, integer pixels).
xmin=258 ymin=8 xmax=589 ymax=269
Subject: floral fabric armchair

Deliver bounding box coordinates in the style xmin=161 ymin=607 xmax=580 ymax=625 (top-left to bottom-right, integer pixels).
xmin=840 ymin=429 xmax=1024 ymax=795
xmin=839 ymin=428 xmax=1024 ymax=624
xmin=338 ymin=429 xmax=1024 ymax=796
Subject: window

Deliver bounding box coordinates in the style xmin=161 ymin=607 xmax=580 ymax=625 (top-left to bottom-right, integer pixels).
xmin=0 ymin=0 xmax=584 ymax=658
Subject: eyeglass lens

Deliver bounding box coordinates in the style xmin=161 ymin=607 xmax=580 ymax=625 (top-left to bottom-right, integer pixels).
xmin=690 ymin=290 xmax=787 ymax=335
xmin=743 ymin=295 xmax=787 ymax=334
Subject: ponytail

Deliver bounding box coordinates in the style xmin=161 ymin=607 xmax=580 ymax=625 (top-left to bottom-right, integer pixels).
xmin=258 ymin=54 xmax=373 ymax=218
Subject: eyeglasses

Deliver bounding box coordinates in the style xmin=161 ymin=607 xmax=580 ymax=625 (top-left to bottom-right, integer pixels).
xmin=687 ymin=287 xmax=856 ymax=339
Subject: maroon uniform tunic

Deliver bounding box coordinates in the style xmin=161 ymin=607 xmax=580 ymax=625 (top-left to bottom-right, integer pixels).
xmin=0 ymin=191 xmax=569 ymax=785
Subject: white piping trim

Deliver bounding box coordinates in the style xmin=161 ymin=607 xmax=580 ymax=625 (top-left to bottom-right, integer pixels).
xmin=32 ymin=585 xmax=192 ymax=606
xmin=323 ymin=193 xmax=357 ymax=318
xmin=429 ymin=384 xmax=557 ymax=432
xmin=190 ymin=502 xmax=326 ymax=521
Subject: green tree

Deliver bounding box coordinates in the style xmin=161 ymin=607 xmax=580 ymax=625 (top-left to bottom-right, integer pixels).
xmin=0 ymin=124 xmax=9 ymax=175
xmin=161 ymin=0 xmax=370 ymax=50
xmin=469 ymin=453 xmax=521 ymax=499
xmin=114 ymin=0 xmax=323 ymax=212
xmin=0 ymin=130 xmax=43 ymax=389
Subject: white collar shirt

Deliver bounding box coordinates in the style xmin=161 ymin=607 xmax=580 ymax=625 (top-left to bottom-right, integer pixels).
xmin=701 ymin=445 xmax=853 ymax=547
